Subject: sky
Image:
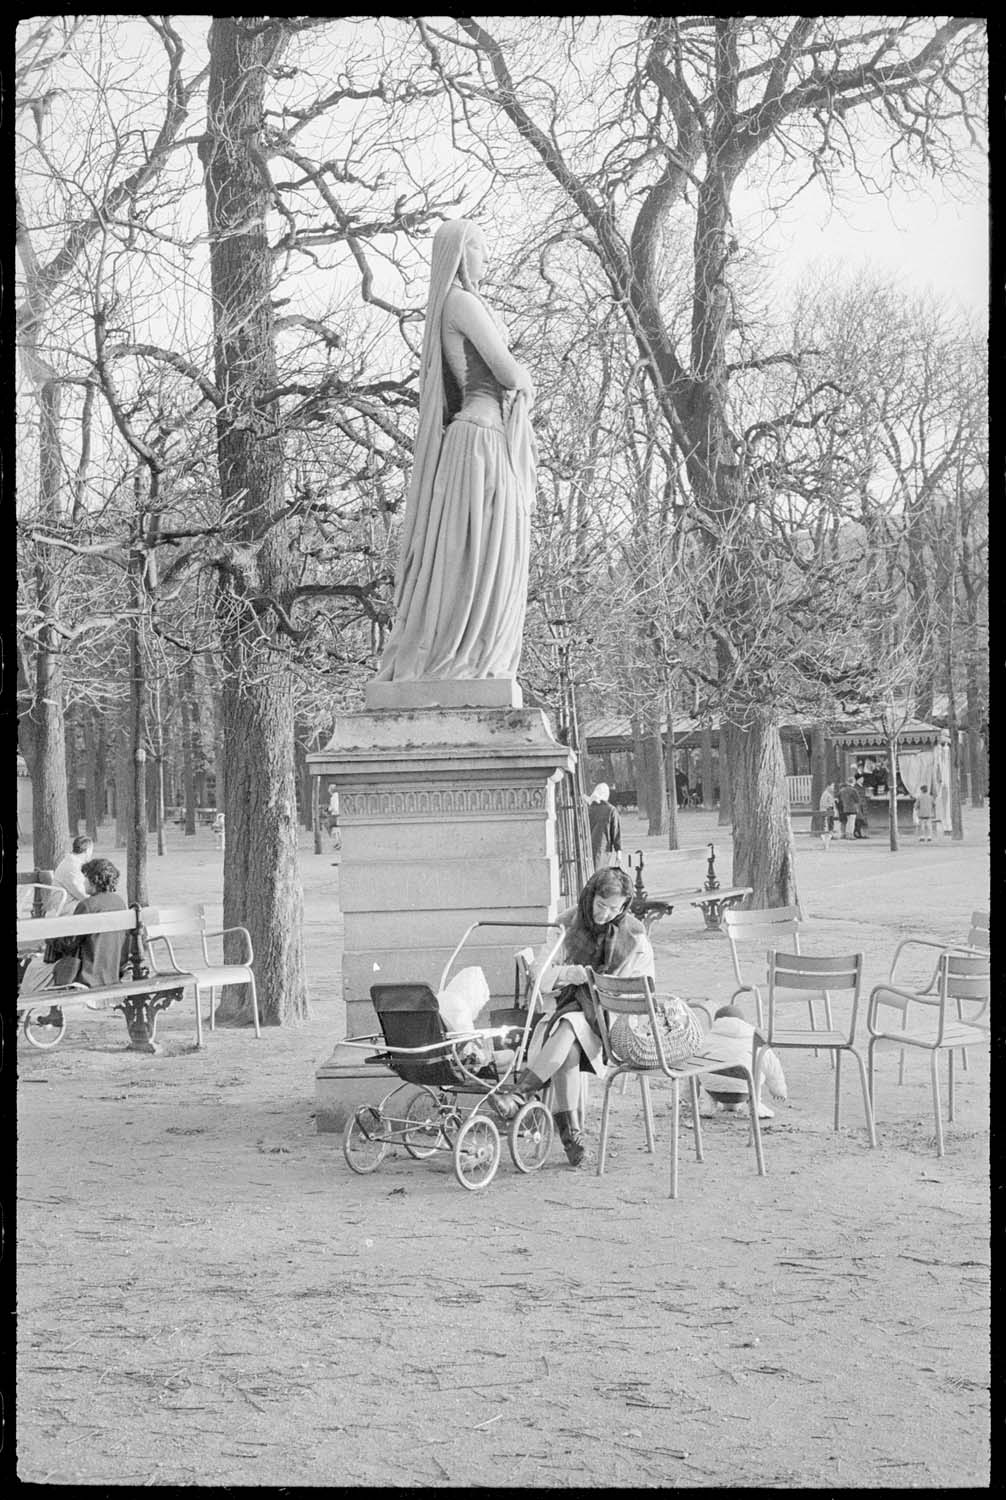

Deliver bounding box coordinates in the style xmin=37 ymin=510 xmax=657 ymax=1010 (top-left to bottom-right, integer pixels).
xmin=743 ymin=175 xmax=988 ymax=320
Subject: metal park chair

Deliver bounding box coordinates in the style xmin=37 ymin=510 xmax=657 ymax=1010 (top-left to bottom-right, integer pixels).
xmin=867 ymin=949 xmax=989 ymax=1157
xmin=757 ymin=951 xmax=876 ymax=1147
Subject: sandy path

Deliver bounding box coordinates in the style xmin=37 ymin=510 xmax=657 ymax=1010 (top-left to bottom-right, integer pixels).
xmin=16 ymin=811 xmax=989 ymax=1487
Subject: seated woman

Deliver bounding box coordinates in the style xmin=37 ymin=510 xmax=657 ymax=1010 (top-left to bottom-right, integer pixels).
xmin=515 ymin=867 xmax=654 ymax=1167
xmin=49 ymin=857 xmax=130 ymax=994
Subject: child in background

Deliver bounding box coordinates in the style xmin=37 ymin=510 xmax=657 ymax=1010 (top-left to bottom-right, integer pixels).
xmin=699 ymin=1004 xmax=788 ymax=1119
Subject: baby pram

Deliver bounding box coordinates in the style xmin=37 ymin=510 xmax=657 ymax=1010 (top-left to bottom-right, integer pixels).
xmin=341 ymin=920 xmax=563 ymax=1191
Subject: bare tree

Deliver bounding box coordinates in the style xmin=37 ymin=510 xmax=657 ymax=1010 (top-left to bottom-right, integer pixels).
xmin=409 ymin=15 xmax=986 ymax=904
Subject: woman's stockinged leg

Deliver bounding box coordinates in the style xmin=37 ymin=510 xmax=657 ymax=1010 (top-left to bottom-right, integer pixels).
xmin=527 ymin=1017 xmax=580 ymax=1084
xmin=549 ymin=1049 xmax=581 ymax=1113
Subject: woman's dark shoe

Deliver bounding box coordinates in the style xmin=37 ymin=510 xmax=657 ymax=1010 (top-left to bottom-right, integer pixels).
xmin=553 ymin=1109 xmax=589 ymax=1167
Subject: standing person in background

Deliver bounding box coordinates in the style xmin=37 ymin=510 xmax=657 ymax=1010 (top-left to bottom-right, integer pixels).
xmin=818 ymin=782 xmax=837 ymax=848
xmin=916 ymin=784 xmax=937 ymax=843
xmin=587 ymin=783 xmax=621 ymax=871
xmin=327 ymin=786 xmax=341 ymax=849
xmin=53 ymin=835 xmax=94 ymax=904
xmin=836 ymin=780 xmax=854 ymax=839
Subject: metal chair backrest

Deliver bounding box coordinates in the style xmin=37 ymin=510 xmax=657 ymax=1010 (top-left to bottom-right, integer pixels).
xmin=938 ymin=950 xmax=990 ymax=1024
xmin=766 ymin=950 xmax=863 ymax=1044
xmin=967 ymin=911 xmax=990 ymax=951
xmin=586 ymin=971 xmax=666 ymax=1070
xmin=142 ymin=903 xmax=206 ymax=938
xmin=723 ymin=905 xmax=802 ymax=987
xmin=16 ymin=880 xmax=69 ymax=918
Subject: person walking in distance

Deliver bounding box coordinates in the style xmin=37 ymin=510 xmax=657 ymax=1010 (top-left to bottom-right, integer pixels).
xmin=587 ymin=783 xmax=621 ymax=872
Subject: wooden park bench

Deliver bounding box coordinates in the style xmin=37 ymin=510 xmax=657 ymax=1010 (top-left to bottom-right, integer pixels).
xmin=17 ymin=901 xmax=261 ymax=1053
xmin=16 ymin=905 xmax=191 ymax=1053
xmin=628 ymin=844 xmax=753 ymax=932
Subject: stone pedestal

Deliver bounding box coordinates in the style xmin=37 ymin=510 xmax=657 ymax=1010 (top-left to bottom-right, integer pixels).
xmin=307 ymin=703 xmax=573 ymax=1132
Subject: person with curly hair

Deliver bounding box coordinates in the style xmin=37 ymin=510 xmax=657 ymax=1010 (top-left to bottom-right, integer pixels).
xmin=49 ymin=857 xmax=130 ymax=994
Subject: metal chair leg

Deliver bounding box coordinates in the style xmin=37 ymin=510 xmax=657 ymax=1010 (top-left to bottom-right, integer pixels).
xmin=955 ymin=999 xmax=969 ymax=1072
xmin=867 ymin=1037 xmax=876 ymax=1109
xmin=947 ymin=1048 xmax=956 ymax=1123
xmin=669 ymin=1080 xmax=680 ymax=1199
xmin=745 ymin=1067 xmax=766 ymax=1177
xmin=249 ymin=974 xmax=262 ymax=1038
xmin=639 ymin=1074 xmax=656 ymax=1153
xmin=834 ymin=1047 xmax=843 ymax=1131
xmin=596 ymin=1078 xmax=615 ymax=1176
xmin=689 ymin=1074 xmax=704 ymax=1164
xmin=930 ymin=1051 xmax=945 ymax=1158
xmin=898 ymin=1004 xmax=910 ymax=1086
xmin=851 ymin=1049 xmax=877 ymax=1147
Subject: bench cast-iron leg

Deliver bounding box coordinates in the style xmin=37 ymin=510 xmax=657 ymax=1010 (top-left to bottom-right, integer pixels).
xmin=114 ymin=989 xmax=184 ymax=1053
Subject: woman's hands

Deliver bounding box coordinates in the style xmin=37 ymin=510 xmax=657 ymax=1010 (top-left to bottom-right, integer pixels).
xmin=555 ymin=963 xmax=588 ymax=987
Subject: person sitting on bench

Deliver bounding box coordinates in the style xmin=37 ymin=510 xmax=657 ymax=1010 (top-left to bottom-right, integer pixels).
xmin=47 ymin=858 xmax=131 ymax=995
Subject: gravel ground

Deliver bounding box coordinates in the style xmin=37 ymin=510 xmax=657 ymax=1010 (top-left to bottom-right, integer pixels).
xmin=16 ymin=807 xmax=990 ymax=1487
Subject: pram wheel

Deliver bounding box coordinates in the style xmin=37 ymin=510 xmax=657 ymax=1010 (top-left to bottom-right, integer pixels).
xmin=453 ymin=1115 xmax=501 ymax=1191
xmin=508 ymin=1100 xmax=554 ymax=1173
xmin=22 ymin=1005 xmax=67 ymax=1050
xmin=343 ymin=1106 xmax=388 ymax=1174
xmin=402 ymin=1087 xmax=443 ymax=1158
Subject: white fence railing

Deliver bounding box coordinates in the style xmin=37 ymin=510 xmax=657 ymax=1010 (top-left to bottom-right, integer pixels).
xmin=787 ymin=774 xmax=813 ymax=806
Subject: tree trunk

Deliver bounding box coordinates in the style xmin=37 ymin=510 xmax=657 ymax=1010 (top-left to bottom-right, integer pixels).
xmin=180 ymin=659 xmax=198 ymax=834
xmin=25 ymin=383 xmax=71 ymax=869
xmin=127 ymin=584 xmax=149 ymax=906
xmin=663 ymin=695 xmax=679 ymax=851
xmin=809 ymin=724 xmax=828 ymax=835
xmin=203 ymin=15 xmax=307 ymax=1026
xmin=725 ymin=716 xmax=799 ymax=910
xmin=84 ymin=707 xmax=100 ymax=841
xmin=64 ymin=700 xmax=79 ymax=834
xmin=965 ymin=670 xmax=986 ymax=805
xmin=717 ymin=725 xmax=732 ymax=826
xmin=700 ymin=725 xmax=714 ymax=810
xmin=886 ymin=740 xmax=900 ymax=853
xmin=643 ymin=705 xmax=665 ymax=836
xmin=311 ymin=756 xmax=323 ymax=857
xmin=630 ymin=714 xmax=647 ymax=822
xmin=115 ymin=708 xmax=130 ymax=848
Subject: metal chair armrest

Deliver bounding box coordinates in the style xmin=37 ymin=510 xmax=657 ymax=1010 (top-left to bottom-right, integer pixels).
xmin=202 ymin=924 xmax=254 ymax=966
xmin=867 ymin=980 xmax=935 ymax=1032
xmin=146 ymin=934 xmax=186 ymax=974
xmin=888 ymin=936 xmax=946 ymax=989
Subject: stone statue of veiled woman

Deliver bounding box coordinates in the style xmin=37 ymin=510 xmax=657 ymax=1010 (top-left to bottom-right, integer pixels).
xmin=372 ymin=219 xmax=536 ymax=695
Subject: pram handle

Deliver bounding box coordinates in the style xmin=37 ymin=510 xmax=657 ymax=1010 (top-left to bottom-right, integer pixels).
xmin=438 ymin=921 xmax=564 ymax=1002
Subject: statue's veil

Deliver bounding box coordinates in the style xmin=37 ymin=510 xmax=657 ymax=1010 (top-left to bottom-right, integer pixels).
xmin=392 ymin=219 xmax=479 ymax=615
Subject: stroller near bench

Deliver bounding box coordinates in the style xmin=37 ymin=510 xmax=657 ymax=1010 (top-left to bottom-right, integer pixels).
xmin=341 ymin=920 xmax=563 ymax=1191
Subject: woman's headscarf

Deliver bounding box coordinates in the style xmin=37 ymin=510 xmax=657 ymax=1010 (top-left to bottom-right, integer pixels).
xmin=589 ymin=783 xmax=610 ymax=804
xmin=562 ymin=866 xmax=636 ymax=969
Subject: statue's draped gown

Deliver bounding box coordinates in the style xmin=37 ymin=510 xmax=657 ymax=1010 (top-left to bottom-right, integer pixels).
xmin=375 ymin=223 xmax=535 ymax=683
